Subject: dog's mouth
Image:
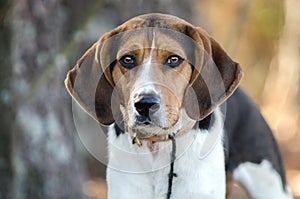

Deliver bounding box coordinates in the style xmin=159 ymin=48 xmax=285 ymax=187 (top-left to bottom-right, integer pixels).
xmin=135 ymin=116 xmax=152 ymax=125
xmin=127 ymin=105 xmax=181 ymax=139
xmin=133 ymin=115 xmax=176 ymax=132
xmin=134 ymin=111 xmax=170 ymax=129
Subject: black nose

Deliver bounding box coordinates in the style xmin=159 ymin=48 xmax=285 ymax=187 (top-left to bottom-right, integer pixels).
xmin=134 ymin=94 xmax=160 ymax=119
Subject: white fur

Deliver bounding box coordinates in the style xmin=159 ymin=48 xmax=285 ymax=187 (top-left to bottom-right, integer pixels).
xmin=128 ymin=30 xmax=159 ymax=128
xmin=107 ymin=109 xmax=226 ymax=199
xmin=233 ymin=160 xmax=293 ymax=199
xmin=132 ymin=30 xmax=156 ymax=92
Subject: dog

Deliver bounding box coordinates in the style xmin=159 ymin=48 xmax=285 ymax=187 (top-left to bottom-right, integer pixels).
xmin=65 ymin=13 xmax=293 ymax=199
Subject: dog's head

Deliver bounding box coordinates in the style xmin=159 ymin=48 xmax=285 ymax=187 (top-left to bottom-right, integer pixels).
xmin=65 ymin=13 xmax=243 ymax=139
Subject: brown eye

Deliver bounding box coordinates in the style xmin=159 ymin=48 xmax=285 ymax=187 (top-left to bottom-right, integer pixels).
xmin=166 ymin=55 xmax=183 ymax=68
xmin=123 ymin=56 xmax=134 ymax=64
xmin=119 ymin=55 xmax=136 ymax=69
xmin=169 ymin=56 xmax=179 ymax=63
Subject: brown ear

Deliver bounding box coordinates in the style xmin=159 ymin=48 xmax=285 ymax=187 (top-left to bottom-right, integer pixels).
xmin=64 ymin=42 xmax=115 ymax=125
xmin=185 ymin=32 xmax=243 ymax=120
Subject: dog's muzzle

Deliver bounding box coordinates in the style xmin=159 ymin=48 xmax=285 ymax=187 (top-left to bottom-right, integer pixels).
xmin=134 ymin=93 xmax=161 ymax=125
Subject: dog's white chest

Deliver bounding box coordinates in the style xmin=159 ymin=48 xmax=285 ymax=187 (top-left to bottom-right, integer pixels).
xmin=106 ymin=124 xmax=226 ymax=199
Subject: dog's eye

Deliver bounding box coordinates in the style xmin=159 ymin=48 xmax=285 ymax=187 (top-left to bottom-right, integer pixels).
xmin=165 ymin=55 xmax=183 ymax=68
xmin=119 ymin=55 xmax=136 ymax=69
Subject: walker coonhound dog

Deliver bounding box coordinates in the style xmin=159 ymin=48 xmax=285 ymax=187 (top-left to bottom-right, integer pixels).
xmin=65 ymin=13 xmax=293 ymax=199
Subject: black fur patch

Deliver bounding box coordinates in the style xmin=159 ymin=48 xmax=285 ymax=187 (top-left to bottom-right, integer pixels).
xmin=198 ymin=113 xmax=215 ymax=130
xmin=114 ymin=123 xmax=124 ymax=137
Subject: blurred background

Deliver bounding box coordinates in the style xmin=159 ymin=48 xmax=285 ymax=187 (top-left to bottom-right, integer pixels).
xmin=0 ymin=0 xmax=299 ymax=198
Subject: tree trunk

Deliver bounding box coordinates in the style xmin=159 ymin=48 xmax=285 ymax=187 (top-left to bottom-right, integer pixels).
xmin=0 ymin=1 xmax=13 ymax=198
xmin=10 ymin=0 xmax=88 ymax=198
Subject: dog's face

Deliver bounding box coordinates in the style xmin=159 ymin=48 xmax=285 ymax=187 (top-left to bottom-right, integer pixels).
xmin=65 ymin=14 xmax=243 ymax=139
xmin=112 ymin=29 xmax=195 ymax=136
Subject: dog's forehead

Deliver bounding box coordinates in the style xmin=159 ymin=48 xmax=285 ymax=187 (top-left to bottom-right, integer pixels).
xmin=117 ymin=29 xmax=185 ymax=56
xmin=107 ymin=14 xmax=198 ymax=59
xmin=112 ymin=14 xmax=193 ymax=34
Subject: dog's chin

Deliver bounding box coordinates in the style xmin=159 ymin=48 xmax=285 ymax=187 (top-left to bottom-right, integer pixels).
xmin=129 ymin=119 xmax=180 ymax=138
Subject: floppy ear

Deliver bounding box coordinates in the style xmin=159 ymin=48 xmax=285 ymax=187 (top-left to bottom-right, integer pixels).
xmin=64 ymin=41 xmax=115 ymax=125
xmin=185 ymin=29 xmax=243 ymax=120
